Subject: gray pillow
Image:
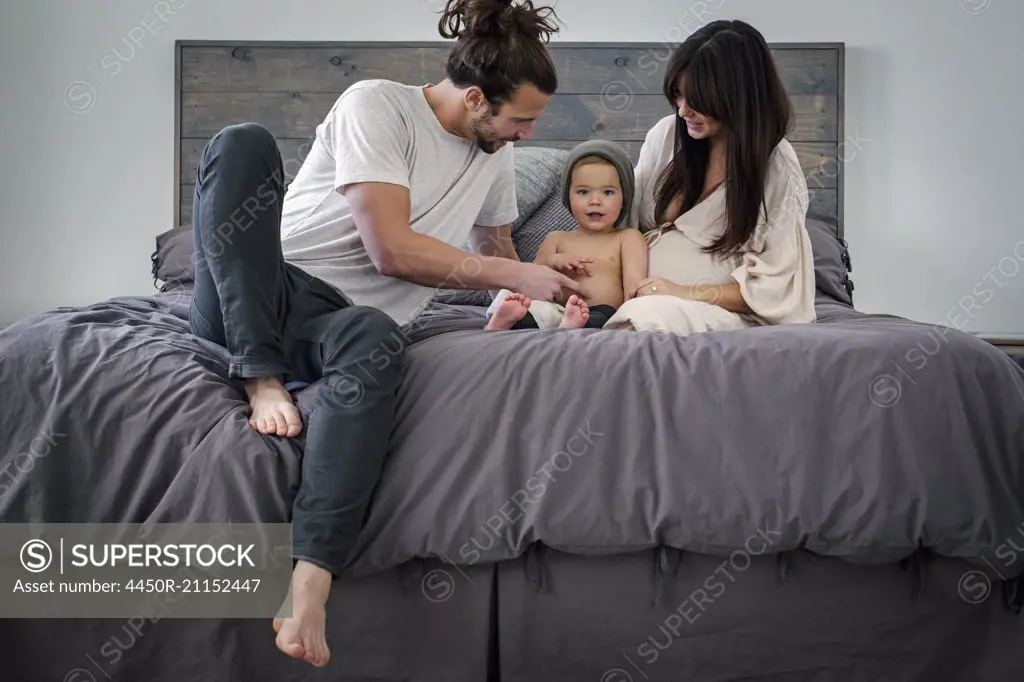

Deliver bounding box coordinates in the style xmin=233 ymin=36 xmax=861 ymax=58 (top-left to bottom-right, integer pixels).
xmin=511 ymin=146 xmax=569 ymax=230
xmin=513 ymin=190 xmax=580 ymax=263
xmin=804 ymin=215 xmax=855 ymax=307
xmin=151 ymin=224 xmax=196 ymax=292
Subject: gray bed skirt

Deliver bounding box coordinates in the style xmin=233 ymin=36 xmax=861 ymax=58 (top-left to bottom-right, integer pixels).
xmin=5 ymin=549 xmax=1021 ymax=682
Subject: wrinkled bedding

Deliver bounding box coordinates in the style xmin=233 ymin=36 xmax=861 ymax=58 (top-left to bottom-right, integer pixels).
xmin=1 ymin=294 xmax=1023 ymax=588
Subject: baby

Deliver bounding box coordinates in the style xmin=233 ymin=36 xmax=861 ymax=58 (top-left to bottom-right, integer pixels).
xmin=486 ymin=140 xmax=649 ymax=330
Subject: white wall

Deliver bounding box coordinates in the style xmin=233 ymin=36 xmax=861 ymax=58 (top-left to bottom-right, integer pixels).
xmin=2 ymin=0 xmax=1021 ymax=333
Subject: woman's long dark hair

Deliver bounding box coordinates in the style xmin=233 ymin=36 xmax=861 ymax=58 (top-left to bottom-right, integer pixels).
xmin=654 ymin=20 xmax=793 ymax=256
xmin=437 ymin=0 xmax=561 ymax=106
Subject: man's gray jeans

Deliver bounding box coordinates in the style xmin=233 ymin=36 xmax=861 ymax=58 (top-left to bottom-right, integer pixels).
xmin=188 ymin=122 xmax=404 ymax=576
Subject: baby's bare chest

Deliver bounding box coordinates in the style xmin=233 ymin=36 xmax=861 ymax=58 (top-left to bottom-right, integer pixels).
xmin=559 ymin=235 xmax=621 ymax=267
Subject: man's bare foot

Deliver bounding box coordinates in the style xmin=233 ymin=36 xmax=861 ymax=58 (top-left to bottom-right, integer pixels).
xmin=273 ymin=560 xmax=332 ymax=667
xmin=245 ymin=376 xmax=302 ymax=437
xmin=559 ymin=295 xmax=589 ymax=329
xmin=487 ymin=293 xmax=532 ymax=330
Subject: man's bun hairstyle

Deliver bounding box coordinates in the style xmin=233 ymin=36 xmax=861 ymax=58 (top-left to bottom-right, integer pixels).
xmin=437 ymin=0 xmax=561 ymax=106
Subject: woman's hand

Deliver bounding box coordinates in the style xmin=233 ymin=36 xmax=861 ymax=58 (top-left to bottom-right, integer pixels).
xmin=629 ymin=276 xmax=685 ymax=299
xmin=547 ymin=253 xmax=594 ymax=276
xmin=630 ymin=276 xmax=753 ymax=313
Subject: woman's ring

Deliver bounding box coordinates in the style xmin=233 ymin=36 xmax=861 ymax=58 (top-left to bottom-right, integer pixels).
xmin=652 ymin=285 xmax=657 ymax=293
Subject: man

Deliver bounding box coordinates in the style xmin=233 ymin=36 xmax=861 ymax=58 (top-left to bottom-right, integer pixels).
xmin=187 ymin=0 xmax=571 ymax=668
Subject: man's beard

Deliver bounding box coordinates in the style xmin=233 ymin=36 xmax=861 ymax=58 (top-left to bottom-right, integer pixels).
xmin=472 ymin=112 xmax=516 ymax=154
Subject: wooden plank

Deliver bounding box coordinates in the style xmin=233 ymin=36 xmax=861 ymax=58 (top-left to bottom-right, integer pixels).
xmin=180 ymin=46 xmax=449 ymax=94
xmin=576 ymin=46 xmax=838 ymax=98
xmin=181 ymin=184 xmax=194 ymax=226
xmin=181 ymin=92 xmax=336 ymax=139
xmin=180 ymin=184 xmax=838 ymax=232
xmin=808 ymin=187 xmax=837 ymax=224
xmin=181 ymin=46 xmax=838 ymax=97
xmin=516 ymin=140 xmax=838 ymax=188
xmin=174 ymin=42 xmax=182 ymax=230
xmin=793 ymin=142 xmax=839 ymax=189
xmin=769 ymin=49 xmax=840 ymax=96
xmin=180 ymin=139 xmax=202 ymax=184
xmin=180 ymin=137 xmax=314 ymax=184
xmin=516 ymin=140 xmax=645 ymax=163
xmin=181 ymin=92 xmax=836 ymax=142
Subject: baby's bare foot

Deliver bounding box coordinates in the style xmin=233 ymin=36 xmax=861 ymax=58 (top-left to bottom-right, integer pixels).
xmin=487 ymin=293 xmax=532 ymax=330
xmin=245 ymin=376 xmax=302 ymax=437
xmin=273 ymin=560 xmax=332 ymax=667
xmin=559 ymin=295 xmax=589 ymax=329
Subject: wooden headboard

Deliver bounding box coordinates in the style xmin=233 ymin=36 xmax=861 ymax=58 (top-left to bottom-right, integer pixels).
xmin=175 ymin=40 xmax=844 ymax=237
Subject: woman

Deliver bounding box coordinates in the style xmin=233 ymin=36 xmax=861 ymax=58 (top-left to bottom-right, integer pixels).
xmin=604 ymin=19 xmax=816 ymax=335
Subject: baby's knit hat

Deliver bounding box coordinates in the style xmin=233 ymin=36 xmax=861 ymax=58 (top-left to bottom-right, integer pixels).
xmin=560 ymin=140 xmax=636 ymax=228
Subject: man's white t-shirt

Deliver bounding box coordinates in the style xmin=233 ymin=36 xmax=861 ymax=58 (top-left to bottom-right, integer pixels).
xmin=279 ymin=79 xmax=519 ymax=325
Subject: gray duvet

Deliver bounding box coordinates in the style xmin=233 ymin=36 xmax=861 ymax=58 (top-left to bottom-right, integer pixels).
xmin=1 ymin=294 xmax=1023 ymax=586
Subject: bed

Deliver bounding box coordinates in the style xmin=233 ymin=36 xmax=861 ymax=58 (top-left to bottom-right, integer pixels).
xmin=2 ymin=39 xmax=1024 ymax=682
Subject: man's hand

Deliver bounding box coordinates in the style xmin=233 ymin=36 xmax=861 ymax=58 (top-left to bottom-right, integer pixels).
xmin=546 ymin=253 xmax=594 ymax=276
xmin=511 ymin=262 xmax=587 ymax=302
